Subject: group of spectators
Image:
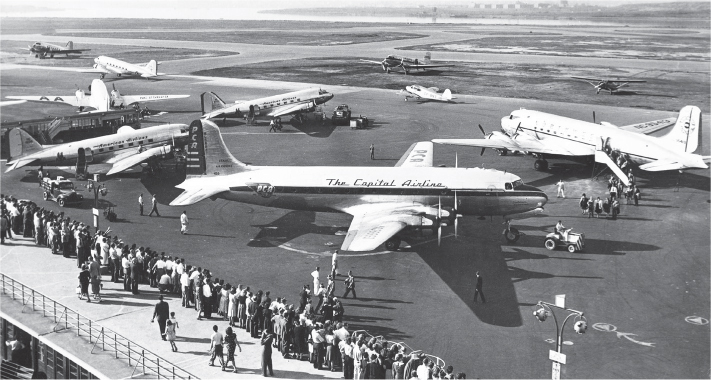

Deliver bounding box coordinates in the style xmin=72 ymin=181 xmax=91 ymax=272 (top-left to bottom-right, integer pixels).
xmin=1 ymin=192 xmax=467 ymax=379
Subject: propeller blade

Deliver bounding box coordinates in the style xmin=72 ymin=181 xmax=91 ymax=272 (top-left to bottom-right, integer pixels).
xmin=438 ymin=225 xmax=442 ymax=247
xmin=454 ymin=191 xmax=458 ymax=239
xmin=454 ymin=217 xmax=458 ymax=240
xmin=593 ymin=111 xmax=596 ymax=124
xmin=478 ymin=124 xmax=486 ymax=136
xmin=480 ymin=147 xmax=486 ymax=156
xmin=455 ymin=152 xmax=458 ymax=168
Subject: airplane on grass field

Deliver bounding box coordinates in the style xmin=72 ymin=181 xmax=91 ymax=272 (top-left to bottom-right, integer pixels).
xmin=433 ymin=106 xmax=708 ymax=186
xmin=6 ymin=79 xmax=189 ymax=112
xmin=398 ymin=85 xmax=455 ymax=102
xmin=80 ymin=56 xmax=163 ymax=79
xmin=24 ymin=41 xmax=90 ymax=59
xmin=361 ymin=52 xmax=454 ymax=75
xmin=572 ymin=76 xmax=646 ymax=94
xmin=200 ymin=88 xmax=334 ymax=124
xmin=169 ymin=119 xmax=548 ymax=251
xmin=6 ymin=123 xmax=189 ymax=176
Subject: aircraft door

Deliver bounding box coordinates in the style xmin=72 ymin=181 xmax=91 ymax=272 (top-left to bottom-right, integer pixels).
xmin=83 ymin=147 xmax=93 ymax=163
xmin=76 ymin=148 xmax=87 ymax=180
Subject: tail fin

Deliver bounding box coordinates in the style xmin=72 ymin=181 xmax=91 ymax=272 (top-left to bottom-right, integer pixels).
xmin=661 ymin=105 xmax=701 ymax=153
xmin=424 ymin=52 xmax=432 ymax=63
xmin=200 ymin=92 xmax=227 ymax=115
xmin=145 ymin=60 xmax=157 ymax=76
xmin=9 ymin=128 xmax=43 ymax=159
xmin=185 ymin=119 xmax=246 ymax=177
xmin=67 ymin=41 xmax=73 ymax=50
xmin=89 ymin=79 xmax=109 ymax=112
xmin=442 ymin=89 xmax=453 ymax=101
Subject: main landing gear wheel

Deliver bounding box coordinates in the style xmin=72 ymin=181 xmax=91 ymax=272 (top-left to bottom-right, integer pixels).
xmin=533 ymin=159 xmax=548 ymax=171
xmin=384 ymin=236 xmax=401 ymax=251
xmin=544 ymin=238 xmax=556 ymax=251
xmin=503 ymin=227 xmax=520 ymax=243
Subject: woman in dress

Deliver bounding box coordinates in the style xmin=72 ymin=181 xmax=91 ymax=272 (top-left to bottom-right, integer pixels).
xmin=90 ymin=272 xmax=102 ymax=302
xmin=165 ymin=320 xmax=178 ymax=352
xmin=222 ymin=326 xmax=241 ymax=372
xmin=228 ymin=287 xmax=238 ymax=326
xmin=237 ymin=286 xmax=247 ymax=329
xmin=219 ymin=284 xmax=231 ymax=319
xmin=78 ymin=265 xmax=91 ymax=302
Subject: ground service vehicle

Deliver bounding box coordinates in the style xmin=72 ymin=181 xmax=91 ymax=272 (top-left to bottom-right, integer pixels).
xmin=544 ymin=229 xmax=585 ymax=253
xmin=332 ymin=104 xmax=352 ymax=125
xmin=350 ymin=116 xmax=370 ymax=129
xmin=41 ymin=176 xmax=84 ymax=207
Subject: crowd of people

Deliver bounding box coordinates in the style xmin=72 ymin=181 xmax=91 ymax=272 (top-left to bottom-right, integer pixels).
xmin=578 ymin=175 xmax=641 ymax=220
xmin=1 ymin=193 xmax=467 ymax=379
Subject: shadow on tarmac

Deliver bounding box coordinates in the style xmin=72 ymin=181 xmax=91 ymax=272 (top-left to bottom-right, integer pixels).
xmin=247 ymin=211 xmax=342 ymax=248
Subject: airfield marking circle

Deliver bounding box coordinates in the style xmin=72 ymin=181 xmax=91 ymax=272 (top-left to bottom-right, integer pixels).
xmin=545 ymin=338 xmax=555 ymax=344
xmin=563 ymin=341 xmax=573 ymax=346
xmin=592 ymin=323 xmax=617 ymax=332
xmin=685 ymin=316 xmax=709 ymax=326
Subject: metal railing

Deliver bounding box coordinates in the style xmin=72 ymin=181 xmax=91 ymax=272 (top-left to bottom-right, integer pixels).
xmin=0 ymin=273 xmax=198 ymax=379
xmin=351 ymin=329 xmax=447 ymax=372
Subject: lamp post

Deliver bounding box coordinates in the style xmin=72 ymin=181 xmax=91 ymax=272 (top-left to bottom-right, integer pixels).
xmin=88 ymin=174 xmax=107 ymax=233
xmin=533 ymin=300 xmax=587 ymax=379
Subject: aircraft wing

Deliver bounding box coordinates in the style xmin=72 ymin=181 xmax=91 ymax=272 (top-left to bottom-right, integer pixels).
xmin=267 ymin=103 xmax=315 ymax=118
xmin=337 ymin=203 xmax=417 ymax=251
xmin=106 ymin=145 xmax=172 ymax=175
xmin=404 ymin=63 xmax=454 ymax=69
xmin=61 ymin=49 xmax=91 ymax=54
xmin=78 ymin=67 xmax=111 ymax=74
xmin=433 ymin=136 xmax=593 ymax=156
xmin=5 ymin=95 xmax=88 ymax=107
xmin=121 ymin=94 xmax=190 ymax=105
xmin=617 ymin=117 xmax=676 ymax=135
xmin=395 ymin=142 xmax=433 ymax=167
xmin=360 ymin=59 xmax=385 ymax=65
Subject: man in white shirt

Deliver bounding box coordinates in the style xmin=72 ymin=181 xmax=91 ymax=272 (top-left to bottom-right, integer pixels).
xmin=180 ymin=211 xmax=189 ymax=234
xmin=180 ymin=268 xmax=190 ymax=307
xmin=417 ymin=358 xmax=432 ymax=380
xmin=311 ymin=266 xmax=320 ymax=294
xmin=209 ymin=325 xmax=224 ymax=367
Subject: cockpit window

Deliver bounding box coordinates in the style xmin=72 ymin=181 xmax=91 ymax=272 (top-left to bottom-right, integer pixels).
xmin=505 ymin=182 xmax=513 ymax=190
xmin=512 ymin=180 xmax=524 ymax=189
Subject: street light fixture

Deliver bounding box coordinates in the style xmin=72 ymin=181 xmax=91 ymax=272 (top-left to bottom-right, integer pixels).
xmin=533 ymin=300 xmax=587 ymax=379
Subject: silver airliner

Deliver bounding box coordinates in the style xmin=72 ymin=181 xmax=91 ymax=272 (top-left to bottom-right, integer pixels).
xmin=169 ymin=120 xmax=548 ymax=251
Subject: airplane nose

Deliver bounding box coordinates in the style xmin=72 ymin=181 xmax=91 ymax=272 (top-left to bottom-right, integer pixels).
xmin=517 ymin=184 xmax=548 ymax=207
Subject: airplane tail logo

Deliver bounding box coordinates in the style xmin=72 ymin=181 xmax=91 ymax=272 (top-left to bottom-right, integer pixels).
xmin=661 ymin=105 xmax=701 ymax=153
xmin=200 ymin=92 xmax=228 ymax=115
xmin=89 ymin=79 xmax=109 ymax=112
xmin=9 ymin=128 xmax=43 ymax=159
xmin=67 ymin=41 xmax=73 ymax=50
xmin=146 ymin=60 xmax=157 ymax=76
xmin=186 ymin=119 xmax=246 ymax=177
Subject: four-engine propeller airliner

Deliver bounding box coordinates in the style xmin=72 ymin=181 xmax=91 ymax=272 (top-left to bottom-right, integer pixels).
xmin=6 ymin=123 xmax=189 ymax=176
xmin=80 ymin=56 xmax=163 ymax=79
xmin=169 ymin=119 xmax=547 ymax=251
xmin=572 ymin=76 xmax=646 ymax=94
xmin=24 ymin=41 xmax=90 ymax=59
xmin=398 ymin=85 xmax=455 ymax=102
xmin=200 ymin=88 xmax=334 ymax=124
xmin=361 ymin=52 xmax=453 ymax=75
xmin=433 ymin=106 xmax=709 ymax=185
xmin=6 ymin=79 xmax=189 ymax=112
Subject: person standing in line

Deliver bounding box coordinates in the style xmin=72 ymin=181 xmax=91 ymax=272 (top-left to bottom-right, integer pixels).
xmin=595 ymin=197 xmax=604 ymax=218
xmin=151 ymin=295 xmax=170 ymax=340
xmin=556 ymin=179 xmax=566 ymax=198
xmin=633 ymin=186 xmax=641 ymax=206
xmin=261 ymin=330 xmax=275 ymax=377
xmin=223 ymin=326 xmax=242 ymax=372
xmin=369 ymin=144 xmax=375 ymax=160
xmin=148 ymin=194 xmax=160 ymax=217
xmin=78 ymin=265 xmax=91 ymax=302
xmin=473 ymin=271 xmax=486 ymax=303
xmin=343 ymin=271 xmax=356 ymax=299
xmin=209 ymin=324 xmax=225 ymax=367
xmin=138 ymin=194 xmax=144 ymax=216
xmin=331 ymin=250 xmax=339 ymax=277
xmin=579 ymin=194 xmax=588 ymax=214
xmin=180 ymin=211 xmax=189 ymax=235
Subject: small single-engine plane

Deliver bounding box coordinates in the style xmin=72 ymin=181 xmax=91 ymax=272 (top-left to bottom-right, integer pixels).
xmin=572 ymin=77 xmax=646 ymax=94
xmin=398 ymin=85 xmax=455 ymax=102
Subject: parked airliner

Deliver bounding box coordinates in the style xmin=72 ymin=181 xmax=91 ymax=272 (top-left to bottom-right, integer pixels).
xmin=80 ymin=56 xmax=163 ymax=79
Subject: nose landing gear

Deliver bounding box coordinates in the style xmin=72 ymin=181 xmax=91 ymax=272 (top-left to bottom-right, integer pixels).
xmin=502 ymin=219 xmax=521 ymax=243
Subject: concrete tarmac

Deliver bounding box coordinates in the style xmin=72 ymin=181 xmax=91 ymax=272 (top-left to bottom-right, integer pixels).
xmin=1 ymin=23 xmax=709 ymax=379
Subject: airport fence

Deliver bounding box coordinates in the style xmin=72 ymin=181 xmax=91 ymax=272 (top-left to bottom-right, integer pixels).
xmin=351 ymin=329 xmax=447 ymax=373
xmin=0 ymin=273 xmax=199 ymax=379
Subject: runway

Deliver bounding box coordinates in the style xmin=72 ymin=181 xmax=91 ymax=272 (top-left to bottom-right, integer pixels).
xmin=1 ymin=20 xmax=709 ymax=378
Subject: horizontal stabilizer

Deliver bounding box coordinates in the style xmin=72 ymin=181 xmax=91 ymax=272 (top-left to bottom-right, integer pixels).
xmin=170 ymin=180 xmax=230 ymax=206
xmin=639 ymin=160 xmax=685 ymax=172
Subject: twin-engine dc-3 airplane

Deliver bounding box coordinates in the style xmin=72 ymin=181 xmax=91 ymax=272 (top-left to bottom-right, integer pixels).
xmin=6 ymin=79 xmax=189 ymax=112
xmin=361 ymin=52 xmax=453 ymax=75
xmin=169 ymin=119 xmax=548 ymax=251
xmin=398 ymin=85 xmax=455 ymax=102
xmin=572 ymin=76 xmax=646 ymax=94
xmin=6 ymin=123 xmax=189 ymax=176
xmin=24 ymin=41 xmax=90 ymax=59
xmin=80 ymin=56 xmax=163 ymax=79
xmin=200 ymin=88 xmax=334 ymax=123
xmin=433 ymin=106 xmax=709 ymax=185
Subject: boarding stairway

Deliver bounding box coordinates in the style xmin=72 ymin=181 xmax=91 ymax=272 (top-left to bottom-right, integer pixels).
xmin=592 ymin=145 xmax=630 ymax=186
xmin=0 ymin=359 xmax=33 ymax=379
